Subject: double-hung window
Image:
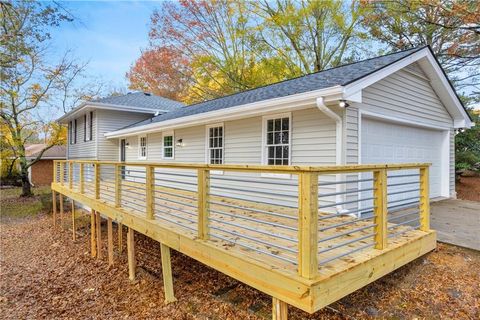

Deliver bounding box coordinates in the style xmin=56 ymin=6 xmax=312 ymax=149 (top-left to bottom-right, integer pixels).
xmin=84 ymin=111 xmax=93 ymax=141
xmin=162 ymin=132 xmax=174 ymax=160
xmin=138 ymin=135 xmax=147 ymax=159
xmin=69 ymin=120 xmax=77 ymax=144
xmin=207 ymin=124 xmax=224 ymax=164
xmin=264 ymin=114 xmax=290 ymax=165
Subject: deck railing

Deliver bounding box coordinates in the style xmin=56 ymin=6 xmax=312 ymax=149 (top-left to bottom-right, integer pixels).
xmin=53 ymin=160 xmax=430 ymax=280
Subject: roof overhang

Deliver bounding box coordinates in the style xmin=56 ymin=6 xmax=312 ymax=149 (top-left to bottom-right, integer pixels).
xmin=57 ymin=101 xmax=165 ymax=124
xmin=105 ymin=47 xmax=472 ymax=139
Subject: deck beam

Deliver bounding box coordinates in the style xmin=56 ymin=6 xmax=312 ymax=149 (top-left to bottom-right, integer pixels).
xmin=118 ymin=222 xmax=123 ymax=254
xmin=160 ymin=243 xmax=177 ymax=304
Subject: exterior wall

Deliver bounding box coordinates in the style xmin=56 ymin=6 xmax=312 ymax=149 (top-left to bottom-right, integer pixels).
xmin=121 ymin=107 xmax=337 ymax=166
xmin=66 ymin=109 xmax=152 ymax=161
xmin=450 ymin=130 xmax=455 ymax=197
xmin=30 ymin=160 xmax=54 ymax=185
xmin=348 ymin=62 xmax=456 ymax=197
xmin=96 ymin=109 xmax=151 ymax=161
xmin=67 ymin=111 xmax=97 ymax=159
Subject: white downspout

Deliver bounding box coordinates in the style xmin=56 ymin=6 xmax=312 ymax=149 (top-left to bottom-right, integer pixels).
xmin=316 ymin=97 xmax=346 ymax=213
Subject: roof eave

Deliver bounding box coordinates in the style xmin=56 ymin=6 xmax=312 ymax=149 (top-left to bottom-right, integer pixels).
xmin=57 ymin=102 xmax=162 ymax=124
xmin=105 ymin=86 xmax=345 ymax=139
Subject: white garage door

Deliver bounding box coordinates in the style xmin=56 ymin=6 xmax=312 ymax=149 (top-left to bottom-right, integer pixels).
xmin=361 ymin=118 xmax=444 ymax=198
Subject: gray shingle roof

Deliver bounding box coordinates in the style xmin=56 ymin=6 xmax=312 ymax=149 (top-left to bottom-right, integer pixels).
xmin=94 ymin=92 xmax=184 ymax=112
xmin=125 ymin=47 xmax=424 ymax=129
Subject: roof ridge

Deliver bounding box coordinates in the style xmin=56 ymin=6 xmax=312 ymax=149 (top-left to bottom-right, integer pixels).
xmin=182 ymin=46 xmax=426 ymax=109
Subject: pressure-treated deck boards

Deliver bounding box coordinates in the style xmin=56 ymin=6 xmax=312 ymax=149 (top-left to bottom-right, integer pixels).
xmin=80 ymin=179 xmax=423 ymax=274
xmin=51 ymin=181 xmax=435 ymax=313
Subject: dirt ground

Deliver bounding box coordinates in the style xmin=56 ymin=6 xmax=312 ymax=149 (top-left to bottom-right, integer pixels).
xmin=456 ymin=176 xmax=480 ymax=202
xmin=1 ymin=210 xmax=479 ymax=320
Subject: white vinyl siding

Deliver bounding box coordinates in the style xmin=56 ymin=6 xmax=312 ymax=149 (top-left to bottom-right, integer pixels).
xmin=96 ymin=109 xmax=152 ymax=161
xmin=68 ymin=113 xmax=96 ymax=159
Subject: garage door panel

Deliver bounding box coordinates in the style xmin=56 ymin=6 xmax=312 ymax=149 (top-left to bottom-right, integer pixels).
xmin=361 ymin=118 xmax=442 ymax=198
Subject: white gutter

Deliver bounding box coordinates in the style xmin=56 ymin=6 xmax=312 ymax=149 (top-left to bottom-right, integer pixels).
xmin=316 ymin=97 xmax=346 ymax=213
xmin=57 ymin=102 xmax=162 ymax=123
xmin=105 ymin=86 xmax=345 ymax=139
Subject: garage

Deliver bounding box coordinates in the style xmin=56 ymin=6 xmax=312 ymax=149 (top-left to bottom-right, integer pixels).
xmin=361 ymin=117 xmax=446 ymax=198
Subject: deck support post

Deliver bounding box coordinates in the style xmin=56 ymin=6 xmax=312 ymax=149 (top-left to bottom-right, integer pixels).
xmin=127 ymin=227 xmax=136 ymax=281
xmin=160 ymin=243 xmax=177 ymax=303
xmin=272 ymin=297 xmax=288 ymax=320
xmin=146 ymin=165 xmax=155 ymax=219
xmin=96 ymin=211 xmax=102 ymax=259
xmin=373 ymin=169 xmax=388 ymax=250
xmin=79 ymin=163 xmax=84 ymax=194
xmin=107 ymin=218 xmax=114 ymax=266
xmin=59 ymin=193 xmax=64 ymax=228
xmin=90 ymin=209 xmax=97 ymax=258
xmin=118 ymin=223 xmax=123 ymax=254
xmin=298 ymin=172 xmax=319 ymax=279
xmin=197 ymin=168 xmax=210 ymax=240
xmin=94 ymin=163 xmax=100 ymax=199
xmin=419 ymin=167 xmax=430 ymax=231
xmin=52 ymin=190 xmax=57 ymax=227
xmin=115 ymin=164 xmax=121 ymax=207
xmin=71 ymin=199 xmax=76 ymax=241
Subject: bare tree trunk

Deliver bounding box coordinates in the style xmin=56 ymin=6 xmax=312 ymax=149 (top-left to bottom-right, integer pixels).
xmin=19 ymin=158 xmax=33 ymax=197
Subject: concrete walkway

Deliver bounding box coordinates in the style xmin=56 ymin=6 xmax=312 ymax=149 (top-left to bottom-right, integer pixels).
xmin=431 ymin=199 xmax=480 ymax=251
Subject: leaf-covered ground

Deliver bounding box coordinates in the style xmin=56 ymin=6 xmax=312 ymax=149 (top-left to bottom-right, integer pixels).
xmin=1 ymin=201 xmax=479 ymax=319
xmin=456 ymin=176 xmax=480 ymax=202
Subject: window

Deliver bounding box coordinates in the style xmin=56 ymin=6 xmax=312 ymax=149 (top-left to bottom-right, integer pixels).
xmin=207 ymin=124 xmax=224 ymax=164
xmin=70 ymin=120 xmax=77 ymax=145
xmin=264 ymin=114 xmax=290 ymax=165
xmin=162 ymin=132 xmax=174 ymax=159
xmin=84 ymin=112 xmax=93 ymax=141
xmin=138 ymin=136 xmax=147 ymax=159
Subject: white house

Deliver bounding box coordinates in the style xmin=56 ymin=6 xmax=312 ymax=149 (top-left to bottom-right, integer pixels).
xmin=58 ymin=46 xmax=473 ymax=204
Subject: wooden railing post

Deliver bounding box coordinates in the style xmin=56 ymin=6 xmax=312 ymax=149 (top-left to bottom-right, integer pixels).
xmin=373 ymin=169 xmax=388 ymax=250
xmin=419 ymin=166 xmax=430 ymax=231
xmin=60 ymin=161 xmax=64 ymax=185
xmin=298 ymin=172 xmax=318 ymax=279
xmin=146 ymin=165 xmax=155 ymax=219
xmin=94 ymin=163 xmax=100 ymax=199
xmin=68 ymin=162 xmax=73 ymax=189
xmin=53 ymin=161 xmax=58 ymax=183
xmin=197 ymin=168 xmax=210 ymax=240
xmin=115 ymin=164 xmax=121 ymax=207
xmin=79 ymin=163 xmax=84 ymax=194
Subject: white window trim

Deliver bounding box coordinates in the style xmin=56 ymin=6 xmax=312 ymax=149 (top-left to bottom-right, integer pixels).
xmin=205 ymin=123 xmax=224 ymax=174
xmin=162 ymin=131 xmax=175 ymax=160
xmin=261 ymin=112 xmax=292 ymax=178
xmin=85 ymin=112 xmax=92 ymax=141
xmin=138 ymin=135 xmax=147 ymax=160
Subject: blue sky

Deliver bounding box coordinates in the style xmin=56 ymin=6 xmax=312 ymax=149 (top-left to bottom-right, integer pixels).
xmin=48 ymin=1 xmax=159 ymax=89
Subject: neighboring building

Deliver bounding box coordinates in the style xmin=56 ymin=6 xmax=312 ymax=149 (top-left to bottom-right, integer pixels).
xmin=58 ymin=46 xmax=473 ymax=203
xmin=25 ymin=144 xmax=66 ymax=186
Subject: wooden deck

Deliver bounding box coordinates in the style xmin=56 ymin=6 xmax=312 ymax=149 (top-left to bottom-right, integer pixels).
xmin=51 ymin=160 xmax=436 ymax=317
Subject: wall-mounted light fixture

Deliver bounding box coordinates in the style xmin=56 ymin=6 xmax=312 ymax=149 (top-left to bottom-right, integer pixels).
xmin=338 ymin=100 xmax=350 ymax=108
xmin=176 ymin=138 xmax=185 ymax=147
xmin=125 ymin=142 xmax=131 ymax=148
